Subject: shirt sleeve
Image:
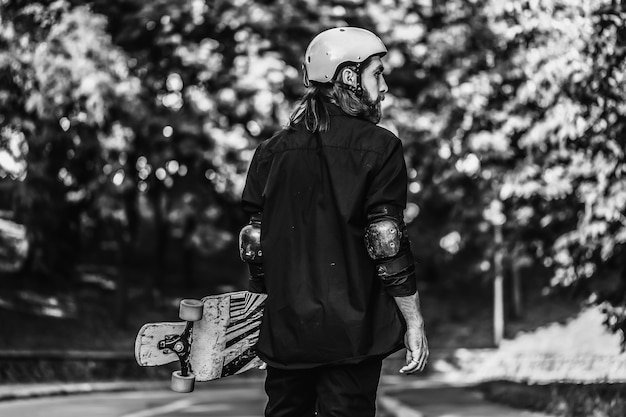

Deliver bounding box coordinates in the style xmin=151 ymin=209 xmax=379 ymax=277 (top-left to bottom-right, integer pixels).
xmin=241 ymin=145 xmax=265 ymax=215
xmin=364 ymin=136 xmax=417 ymax=297
xmin=241 ymin=147 xmax=267 ymax=294
xmin=365 ymin=138 xmax=409 ymax=213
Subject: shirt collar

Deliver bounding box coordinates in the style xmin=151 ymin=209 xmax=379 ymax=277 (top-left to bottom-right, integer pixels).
xmin=325 ymin=100 xmax=375 ymax=124
xmin=325 ymin=101 xmax=346 ymax=117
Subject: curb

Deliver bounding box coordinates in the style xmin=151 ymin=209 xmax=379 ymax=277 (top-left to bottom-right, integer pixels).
xmin=0 ymin=375 xmax=269 ymax=402
xmin=0 ymin=381 xmax=168 ymax=402
xmin=379 ymin=395 xmax=424 ymax=417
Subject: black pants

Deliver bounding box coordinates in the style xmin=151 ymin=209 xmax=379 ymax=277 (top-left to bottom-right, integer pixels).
xmin=264 ymin=357 xmax=383 ymax=417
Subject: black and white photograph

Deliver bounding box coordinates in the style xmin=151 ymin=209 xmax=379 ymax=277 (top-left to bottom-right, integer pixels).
xmin=0 ymin=0 xmax=625 ymax=416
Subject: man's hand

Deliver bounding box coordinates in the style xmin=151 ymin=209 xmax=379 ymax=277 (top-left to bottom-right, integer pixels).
xmin=392 ymin=292 xmax=428 ymax=374
xmin=399 ymin=326 xmax=428 ymax=374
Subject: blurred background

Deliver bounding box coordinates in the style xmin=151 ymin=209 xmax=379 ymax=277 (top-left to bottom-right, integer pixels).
xmin=1 ymin=0 xmax=626 ymax=415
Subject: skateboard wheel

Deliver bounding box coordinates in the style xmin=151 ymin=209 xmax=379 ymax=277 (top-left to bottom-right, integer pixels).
xmin=171 ymin=370 xmax=195 ymax=393
xmin=179 ymin=299 xmax=203 ymax=321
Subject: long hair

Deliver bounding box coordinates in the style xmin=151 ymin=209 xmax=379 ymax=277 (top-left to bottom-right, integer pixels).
xmin=288 ymin=63 xmax=380 ymax=132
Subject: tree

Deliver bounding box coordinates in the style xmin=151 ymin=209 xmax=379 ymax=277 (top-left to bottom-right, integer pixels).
xmin=4 ymin=0 xmax=625 ymax=340
xmin=0 ymin=0 xmax=140 ymax=283
xmin=479 ymin=0 xmax=626 ymax=339
xmin=384 ymin=0 xmax=626 ymax=342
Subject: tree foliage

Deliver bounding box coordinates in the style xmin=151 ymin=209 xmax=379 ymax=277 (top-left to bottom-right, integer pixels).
xmin=0 ymin=0 xmax=139 ymax=280
xmin=1 ymin=0 xmax=626 ymax=337
xmin=386 ymin=0 xmax=626 ymax=336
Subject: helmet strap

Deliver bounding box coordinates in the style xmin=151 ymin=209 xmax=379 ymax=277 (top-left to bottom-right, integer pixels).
xmin=335 ymin=63 xmax=363 ymax=98
xmin=354 ymin=63 xmax=364 ymax=98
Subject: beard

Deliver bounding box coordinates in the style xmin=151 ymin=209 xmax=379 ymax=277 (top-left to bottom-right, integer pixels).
xmin=328 ymin=85 xmax=383 ymax=124
xmin=361 ymin=93 xmax=383 ymax=124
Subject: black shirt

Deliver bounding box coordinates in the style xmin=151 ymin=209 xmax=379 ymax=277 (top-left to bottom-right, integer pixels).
xmin=241 ymin=103 xmax=414 ymax=369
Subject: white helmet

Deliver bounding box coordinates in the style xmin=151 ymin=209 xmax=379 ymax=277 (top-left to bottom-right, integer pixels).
xmin=303 ymin=27 xmax=387 ymax=86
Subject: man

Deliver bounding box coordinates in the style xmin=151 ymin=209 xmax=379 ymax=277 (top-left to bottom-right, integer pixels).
xmin=239 ymin=27 xmax=428 ymax=417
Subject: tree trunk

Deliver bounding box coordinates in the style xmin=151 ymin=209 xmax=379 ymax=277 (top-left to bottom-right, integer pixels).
xmin=115 ymin=239 xmax=128 ymax=328
xmin=510 ymin=243 xmax=531 ymax=319
xmin=151 ymin=188 xmax=169 ymax=305
xmin=511 ymin=259 xmax=523 ymax=319
xmin=493 ymin=223 xmax=505 ymax=346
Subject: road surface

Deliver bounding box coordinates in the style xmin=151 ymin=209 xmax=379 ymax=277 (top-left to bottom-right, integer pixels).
xmin=0 ymin=376 xmax=553 ymax=417
xmin=0 ymin=380 xmax=265 ymax=417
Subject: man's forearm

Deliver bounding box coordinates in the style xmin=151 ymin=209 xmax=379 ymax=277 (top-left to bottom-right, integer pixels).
xmin=394 ymin=292 xmax=424 ymax=330
xmin=395 ymin=290 xmax=429 ymax=374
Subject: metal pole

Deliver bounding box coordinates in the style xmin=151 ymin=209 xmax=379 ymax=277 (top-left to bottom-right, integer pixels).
xmin=493 ymin=222 xmax=504 ymax=346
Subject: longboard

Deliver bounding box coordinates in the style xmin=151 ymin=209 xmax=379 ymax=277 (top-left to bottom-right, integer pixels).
xmin=135 ymin=291 xmax=267 ymax=391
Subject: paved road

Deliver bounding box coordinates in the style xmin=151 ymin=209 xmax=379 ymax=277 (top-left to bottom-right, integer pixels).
xmin=0 ymin=380 xmax=266 ymax=417
xmin=380 ymin=376 xmax=552 ymax=417
xmin=0 ymin=376 xmax=553 ymax=417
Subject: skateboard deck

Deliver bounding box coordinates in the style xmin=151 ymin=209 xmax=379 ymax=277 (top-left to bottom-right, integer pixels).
xmin=135 ymin=291 xmax=267 ymax=385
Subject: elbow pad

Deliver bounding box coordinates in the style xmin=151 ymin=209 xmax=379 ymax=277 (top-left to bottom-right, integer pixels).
xmin=365 ymin=205 xmax=417 ymax=295
xmin=239 ymin=214 xmax=266 ymax=293
xmin=365 ymin=218 xmax=402 ymax=259
xmin=239 ymin=215 xmax=262 ymax=264
xmin=365 ymin=205 xmax=409 ymax=260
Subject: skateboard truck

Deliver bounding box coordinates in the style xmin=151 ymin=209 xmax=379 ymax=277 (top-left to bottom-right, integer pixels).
xmin=166 ymin=299 xmax=204 ymax=393
xmin=158 ymin=326 xmax=192 ymax=375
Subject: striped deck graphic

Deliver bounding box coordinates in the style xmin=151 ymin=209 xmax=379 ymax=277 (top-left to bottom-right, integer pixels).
xmin=189 ymin=291 xmax=267 ymax=380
